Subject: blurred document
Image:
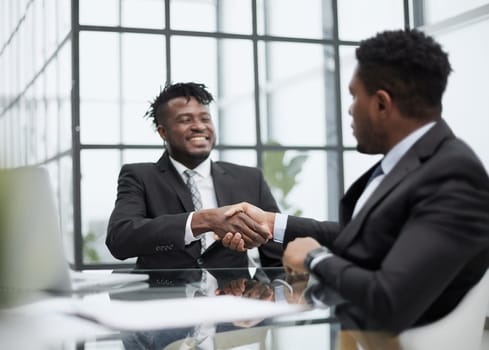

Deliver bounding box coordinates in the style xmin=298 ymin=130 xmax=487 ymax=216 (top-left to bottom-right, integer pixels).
xmin=76 ymin=295 xmax=306 ymax=330
xmin=7 ymin=295 xmax=307 ymax=331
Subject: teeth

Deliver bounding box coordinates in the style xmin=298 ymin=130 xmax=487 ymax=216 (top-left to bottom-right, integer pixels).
xmin=190 ymin=136 xmax=206 ymax=141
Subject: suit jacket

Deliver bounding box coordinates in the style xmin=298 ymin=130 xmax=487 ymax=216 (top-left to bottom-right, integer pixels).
xmin=106 ymin=152 xmax=283 ymax=269
xmin=284 ymin=119 xmax=489 ymax=333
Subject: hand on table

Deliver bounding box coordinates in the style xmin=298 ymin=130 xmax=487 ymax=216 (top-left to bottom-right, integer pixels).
xmin=283 ymin=237 xmax=321 ymax=274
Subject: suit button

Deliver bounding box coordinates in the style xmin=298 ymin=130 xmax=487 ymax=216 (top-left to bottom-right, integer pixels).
xmin=197 ymin=258 xmax=204 ymax=265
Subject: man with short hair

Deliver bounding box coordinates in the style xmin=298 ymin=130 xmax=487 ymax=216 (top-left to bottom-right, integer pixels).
xmin=223 ymin=29 xmax=489 ymax=333
xmin=106 ymin=82 xmax=282 ymax=269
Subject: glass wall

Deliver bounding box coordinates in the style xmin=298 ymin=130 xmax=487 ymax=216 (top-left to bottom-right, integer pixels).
xmin=415 ymin=1 xmax=489 ymax=169
xmin=2 ymin=0 xmax=488 ymax=269
xmin=75 ymin=0 xmax=347 ymax=267
xmin=0 ymin=0 xmax=74 ymax=260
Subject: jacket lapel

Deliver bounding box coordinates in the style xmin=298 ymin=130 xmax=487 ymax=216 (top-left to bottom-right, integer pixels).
xmin=156 ymin=152 xmax=195 ymax=212
xmin=211 ymin=162 xmax=235 ymax=206
xmin=334 ymin=119 xmax=454 ymax=253
xmin=339 ymin=169 xmax=372 ymax=226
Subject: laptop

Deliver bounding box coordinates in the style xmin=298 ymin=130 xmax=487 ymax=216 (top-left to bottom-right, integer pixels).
xmin=0 ymin=166 xmax=148 ymax=293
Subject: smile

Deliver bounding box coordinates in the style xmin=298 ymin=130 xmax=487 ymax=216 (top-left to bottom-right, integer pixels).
xmin=189 ymin=136 xmax=208 ymax=141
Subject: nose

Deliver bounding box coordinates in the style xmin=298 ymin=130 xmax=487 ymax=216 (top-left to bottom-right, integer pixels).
xmin=191 ymin=119 xmax=206 ymax=131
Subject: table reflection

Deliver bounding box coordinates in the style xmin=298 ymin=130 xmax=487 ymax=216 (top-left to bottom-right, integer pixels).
xmin=107 ymin=267 xmax=326 ymax=350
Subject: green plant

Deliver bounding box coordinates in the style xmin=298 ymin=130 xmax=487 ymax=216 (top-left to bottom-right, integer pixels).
xmin=83 ymin=231 xmax=101 ymax=263
xmin=263 ymin=141 xmax=308 ymax=216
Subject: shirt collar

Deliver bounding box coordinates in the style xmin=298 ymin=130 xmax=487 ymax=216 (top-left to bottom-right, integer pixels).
xmin=381 ymin=121 xmax=436 ymax=174
xmin=169 ymin=156 xmax=212 ymax=180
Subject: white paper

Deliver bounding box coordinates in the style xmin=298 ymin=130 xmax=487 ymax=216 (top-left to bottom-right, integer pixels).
xmin=6 ymin=294 xmax=307 ymax=333
xmin=75 ymin=295 xmax=307 ymax=331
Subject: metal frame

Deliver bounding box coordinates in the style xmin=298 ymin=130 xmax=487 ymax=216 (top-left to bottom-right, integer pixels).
xmin=12 ymin=0 xmax=483 ymax=269
xmin=71 ymin=0 xmax=362 ymax=269
xmin=71 ymin=0 xmax=83 ymax=269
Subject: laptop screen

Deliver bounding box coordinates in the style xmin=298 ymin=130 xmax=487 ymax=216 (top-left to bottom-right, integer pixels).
xmin=0 ymin=166 xmax=72 ymax=293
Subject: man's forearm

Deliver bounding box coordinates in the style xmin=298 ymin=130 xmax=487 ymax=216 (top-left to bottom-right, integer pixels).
xmin=191 ymin=209 xmax=217 ymax=236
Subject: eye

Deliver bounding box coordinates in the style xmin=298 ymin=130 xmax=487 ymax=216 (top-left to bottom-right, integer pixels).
xmin=178 ymin=116 xmax=192 ymax=123
xmin=201 ymin=114 xmax=212 ymax=122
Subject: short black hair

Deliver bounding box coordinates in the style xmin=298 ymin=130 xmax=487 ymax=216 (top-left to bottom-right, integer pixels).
xmin=144 ymin=82 xmax=214 ymax=128
xmin=355 ymin=29 xmax=452 ymax=119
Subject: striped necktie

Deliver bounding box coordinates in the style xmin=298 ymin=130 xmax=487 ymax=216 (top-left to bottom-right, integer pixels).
xmin=184 ymin=169 xmax=205 ymax=253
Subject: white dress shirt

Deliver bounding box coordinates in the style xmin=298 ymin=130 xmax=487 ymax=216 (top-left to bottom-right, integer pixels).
xmin=169 ymin=156 xmax=218 ymax=248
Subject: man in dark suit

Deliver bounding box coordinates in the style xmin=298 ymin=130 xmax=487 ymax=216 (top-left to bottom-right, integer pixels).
xmin=222 ymin=29 xmax=489 ymax=333
xmin=106 ymin=82 xmax=282 ymax=269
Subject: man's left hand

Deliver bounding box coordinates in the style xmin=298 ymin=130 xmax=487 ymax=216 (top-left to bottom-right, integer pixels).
xmin=283 ymin=237 xmax=321 ymax=274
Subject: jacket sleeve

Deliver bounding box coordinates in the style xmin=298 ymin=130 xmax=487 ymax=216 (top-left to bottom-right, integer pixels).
xmin=284 ymin=216 xmax=340 ymax=248
xmin=106 ymin=164 xmax=189 ymax=260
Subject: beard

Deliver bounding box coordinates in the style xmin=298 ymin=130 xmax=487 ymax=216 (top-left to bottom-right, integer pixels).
xmin=355 ymin=123 xmax=386 ymax=155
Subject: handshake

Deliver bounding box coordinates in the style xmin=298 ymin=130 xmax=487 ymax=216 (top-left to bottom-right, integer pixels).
xmin=191 ymin=202 xmax=275 ymax=252
xmin=194 ymin=202 xmax=324 ymax=274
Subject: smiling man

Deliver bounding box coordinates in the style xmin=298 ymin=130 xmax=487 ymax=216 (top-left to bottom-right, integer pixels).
xmin=106 ymin=82 xmax=282 ymax=269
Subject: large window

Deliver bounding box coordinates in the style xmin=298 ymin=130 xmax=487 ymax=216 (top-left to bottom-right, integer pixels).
xmin=0 ymin=0 xmax=73 ymax=258
xmin=418 ymin=1 xmax=489 ymax=168
xmin=2 ymin=0 xmax=488 ymax=269
xmin=75 ymin=0 xmax=345 ymax=267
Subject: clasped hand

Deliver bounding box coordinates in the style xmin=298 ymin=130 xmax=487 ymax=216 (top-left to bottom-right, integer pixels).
xmin=208 ymin=202 xmax=275 ymax=251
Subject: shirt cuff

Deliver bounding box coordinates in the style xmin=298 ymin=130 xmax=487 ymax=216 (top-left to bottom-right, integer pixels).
xmin=273 ymin=213 xmax=288 ymax=243
xmin=184 ymin=212 xmax=200 ymax=245
xmin=310 ymin=252 xmax=333 ymax=270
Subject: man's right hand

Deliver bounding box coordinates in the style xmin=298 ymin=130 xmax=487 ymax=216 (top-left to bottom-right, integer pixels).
xmin=220 ymin=202 xmax=276 ymax=250
xmin=191 ymin=205 xmax=271 ymax=250
xmin=224 ymin=202 xmax=275 ymax=231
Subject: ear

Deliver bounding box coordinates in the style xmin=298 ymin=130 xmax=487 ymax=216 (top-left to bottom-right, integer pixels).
xmin=157 ymin=125 xmax=166 ymax=141
xmin=375 ymin=89 xmax=393 ymax=116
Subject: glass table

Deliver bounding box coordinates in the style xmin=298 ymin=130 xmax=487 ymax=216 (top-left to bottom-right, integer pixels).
xmin=1 ymin=267 xmax=340 ymax=350
xmin=85 ymin=267 xmax=339 ymax=350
